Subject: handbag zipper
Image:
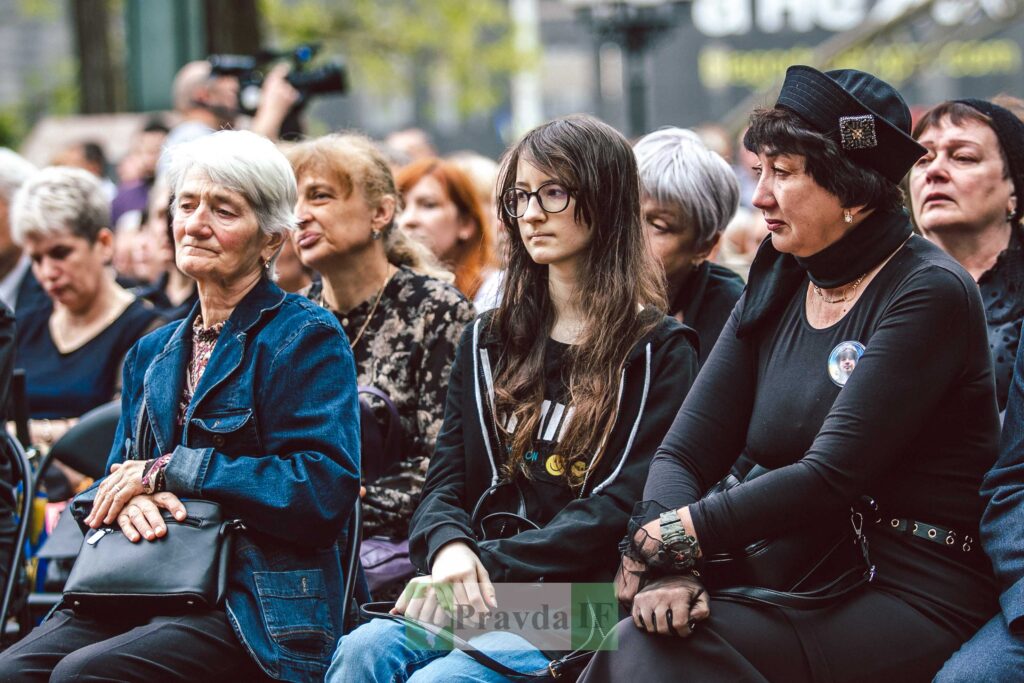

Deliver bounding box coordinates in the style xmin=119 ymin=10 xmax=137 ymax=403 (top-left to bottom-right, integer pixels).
xmin=86 ymin=528 xmax=116 ymax=545
xmin=86 ymin=515 xmax=209 ymax=546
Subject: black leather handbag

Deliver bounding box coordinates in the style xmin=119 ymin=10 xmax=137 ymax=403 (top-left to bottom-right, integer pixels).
xmin=63 ymin=499 xmax=241 ymax=612
xmin=63 ymin=406 xmax=242 ymax=612
xmin=692 ymin=469 xmax=875 ymax=609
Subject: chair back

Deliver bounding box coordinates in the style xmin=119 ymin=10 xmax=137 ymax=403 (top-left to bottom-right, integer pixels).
xmin=6 ymin=370 xmax=30 ymax=450
xmin=341 ymin=498 xmax=366 ymax=634
xmin=48 ymin=401 xmax=121 ymax=480
xmin=0 ymin=431 xmax=32 ymax=635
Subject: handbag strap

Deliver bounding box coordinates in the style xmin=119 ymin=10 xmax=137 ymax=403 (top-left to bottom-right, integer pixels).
xmin=358 ymin=385 xmax=406 ymax=477
xmin=132 ymin=403 xmax=155 ymax=461
xmin=714 ymin=565 xmax=870 ymax=609
xmin=712 ymin=509 xmax=876 ymax=610
xmin=359 ymin=601 xmax=593 ymax=680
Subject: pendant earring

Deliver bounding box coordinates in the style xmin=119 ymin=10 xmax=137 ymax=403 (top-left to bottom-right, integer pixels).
xmin=371 ymin=229 xmax=382 ymax=241
xmin=843 ymin=210 xmax=853 ymax=224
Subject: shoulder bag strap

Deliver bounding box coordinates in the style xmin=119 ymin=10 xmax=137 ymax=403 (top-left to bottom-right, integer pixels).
xmin=132 ymin=404 xmax=153 ymax=461
xmin=714 ymin=566 xmax=870 ymax=609
xmin=358 ymin=601 xmax=593 ymax=680
xmin=358 ymin=386 xmax=405 ymax=465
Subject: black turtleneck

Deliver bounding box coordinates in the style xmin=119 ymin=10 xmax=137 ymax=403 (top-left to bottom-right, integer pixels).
xmin=738 ymin=209 xmax=912 ymax=339
xmin=670 ymin=261 xmax=745 ymax=366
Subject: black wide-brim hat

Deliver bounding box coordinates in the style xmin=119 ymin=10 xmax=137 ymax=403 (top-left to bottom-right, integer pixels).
xmin=776 ymin=65 xmax=926 ymax=183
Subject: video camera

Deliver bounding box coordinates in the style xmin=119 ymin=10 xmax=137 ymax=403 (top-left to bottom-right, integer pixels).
xmin=208 ymin=44 xmax=347 ymax=137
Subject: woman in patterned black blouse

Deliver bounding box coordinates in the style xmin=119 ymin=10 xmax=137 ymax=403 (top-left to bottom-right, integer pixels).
xmin=287 ymin=134 xmax=476 ymax=550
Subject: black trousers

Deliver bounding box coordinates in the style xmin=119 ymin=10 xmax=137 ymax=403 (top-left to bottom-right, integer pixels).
xmin=579 ymin=588 xmax=966 ymax=683
xmin=0 ymin=607 xmax=271 ymax=682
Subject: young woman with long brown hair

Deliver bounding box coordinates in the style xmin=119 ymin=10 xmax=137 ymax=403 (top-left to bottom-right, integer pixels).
xmin=326 ymin=114 xmax=699 ymax=682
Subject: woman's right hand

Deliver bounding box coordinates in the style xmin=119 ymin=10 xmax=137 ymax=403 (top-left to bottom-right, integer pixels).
xmin=631 ymin=574 xmax=710 ymax=638
xmin=392 ymin=541 xmax=496 ymax=626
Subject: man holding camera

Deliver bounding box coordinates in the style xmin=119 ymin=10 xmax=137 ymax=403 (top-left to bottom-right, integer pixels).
xmin=159 ymin=60 xmax=298 ymax=174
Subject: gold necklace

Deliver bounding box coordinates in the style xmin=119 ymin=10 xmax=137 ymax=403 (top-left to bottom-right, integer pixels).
xmin=348 ymin=265 xmax=395 ymax=349
xmin=812 ymin=272 xmax=867 ymax=304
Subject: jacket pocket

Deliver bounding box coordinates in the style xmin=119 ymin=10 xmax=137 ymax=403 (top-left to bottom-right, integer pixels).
xmin=254 ymin=569 xmax=335 ymax=660
xmin=188 ymin=408 xmax=261 ymax=454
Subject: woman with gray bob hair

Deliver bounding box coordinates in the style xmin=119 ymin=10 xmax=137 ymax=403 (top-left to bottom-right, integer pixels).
xmin=9 ymin=165 xmax=162 ymax=455
xmin=634 ymin=127 xmax=745 ymax=365
xmin=11 ymin=165 xmax=110 ymax=243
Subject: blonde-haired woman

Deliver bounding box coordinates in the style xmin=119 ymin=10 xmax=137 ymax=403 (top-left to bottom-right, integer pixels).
xmin=288 ymin=134 xmax=475 ymax=574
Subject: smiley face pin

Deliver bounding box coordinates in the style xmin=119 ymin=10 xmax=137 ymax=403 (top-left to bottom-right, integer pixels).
xmin=545 ymin=454 xmax=565 ymax=477
xmin=570 ymin=459 xmax=588 ymax=480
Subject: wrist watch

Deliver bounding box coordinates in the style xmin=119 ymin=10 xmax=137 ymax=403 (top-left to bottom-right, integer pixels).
xmin=659 ymin=510 xmax=700 ymax=571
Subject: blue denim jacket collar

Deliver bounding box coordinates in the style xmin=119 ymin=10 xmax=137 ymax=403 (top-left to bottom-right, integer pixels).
xmin=142 ymin=276 xmax=287 ymax=457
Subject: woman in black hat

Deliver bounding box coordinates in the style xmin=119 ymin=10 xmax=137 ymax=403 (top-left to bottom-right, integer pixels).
xmin=909 ymin=96 xmax=1024 ymax=413
xmin=580 ymin=66 xmax=1000 ymax=682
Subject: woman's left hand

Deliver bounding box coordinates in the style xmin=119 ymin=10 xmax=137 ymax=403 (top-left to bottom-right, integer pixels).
xmin=85 ymin=460 xmax=148 ymax=528
xmin=631 ymin=575 xmax=710 ymax=637
xmin=115 ymin=493 xmax=188 ymax=542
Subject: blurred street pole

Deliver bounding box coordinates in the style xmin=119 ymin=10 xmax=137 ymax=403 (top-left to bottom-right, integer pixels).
xmin=568 ymin=0 xmax=686 ymax=137
xmin=72 ymin=0 xmax=123 ymax=113
xmin=511 ymin=0 xmax=544 ymax=137
xmin=204 ymin=0 xmax=262 ymax=55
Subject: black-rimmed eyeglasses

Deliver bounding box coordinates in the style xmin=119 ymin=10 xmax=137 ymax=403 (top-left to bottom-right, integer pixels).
xmin=501 ymin=182 xmax=572 ymax=218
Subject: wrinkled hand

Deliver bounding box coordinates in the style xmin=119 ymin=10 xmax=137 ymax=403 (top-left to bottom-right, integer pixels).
xmin=113 ymin=493 xmax=188 ymax=542
xmin=615 ymin=553 xmax=648 ymax=607
xmin=392 ymin=541 xmax=496 ymax=627
xmin=631 ymin=575 xmax=710 ymax=637
xmin=85 ymin=461 xmax=149 ymax=528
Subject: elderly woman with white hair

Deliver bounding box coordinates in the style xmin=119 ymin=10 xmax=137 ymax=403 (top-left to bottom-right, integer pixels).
xmin=0 ymin=130 xmax=361 ymax=682
xmin=634 ymin=128 xmax=745 ymax=365
xmin=11 ymin=165 xmax=163 ymax=456
xmin=0 ymin=148 xmax=48 ymax=313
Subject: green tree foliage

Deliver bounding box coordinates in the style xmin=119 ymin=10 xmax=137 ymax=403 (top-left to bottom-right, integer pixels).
xmin=260 ymin=0 xmax=525 ymax=116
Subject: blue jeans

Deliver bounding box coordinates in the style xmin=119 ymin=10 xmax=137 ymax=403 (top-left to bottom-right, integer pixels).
xmin=934 ymin=612 xmax=1024 ymax=683
xmin=326 ymin=617 xmax=552 ymax=683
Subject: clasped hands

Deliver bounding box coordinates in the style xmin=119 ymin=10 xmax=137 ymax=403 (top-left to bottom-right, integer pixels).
xmin=83 ymin=460 xmax=186 ymax=542
xmin=616 ymin=539 xmax=710 ymax=638
xmin=391 ymin=541 xmax=497 ymax=627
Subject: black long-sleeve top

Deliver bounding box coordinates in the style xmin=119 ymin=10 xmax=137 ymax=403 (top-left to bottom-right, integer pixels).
xmin=647 ymin=235 xmax=999 ymax=565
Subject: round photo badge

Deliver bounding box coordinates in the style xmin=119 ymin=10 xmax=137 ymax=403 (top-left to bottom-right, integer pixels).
xmin=828 ymin=340 xmax=865 ymax=387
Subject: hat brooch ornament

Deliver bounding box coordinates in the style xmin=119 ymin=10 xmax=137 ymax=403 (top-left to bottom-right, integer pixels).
xmin=839 ymin=115 xmax=878 ymax=150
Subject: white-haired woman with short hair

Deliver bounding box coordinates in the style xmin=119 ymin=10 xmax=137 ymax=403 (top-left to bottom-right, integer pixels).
xmin=0 ymin=148 xmax=48 ymax=314
xmin=0 ymin=130 xmax=361 ymax=682
xmin=634 ymin=127 xmax=745 ymax=365
xmin=11 ymin=165 xmax=163 ymax=457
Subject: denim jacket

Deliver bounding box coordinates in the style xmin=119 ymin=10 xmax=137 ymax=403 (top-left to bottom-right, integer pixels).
xmin=982 ymin=318 xmax=1024 ymax=631
xmin=72 ymin=277 xmax=360 ymax=681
